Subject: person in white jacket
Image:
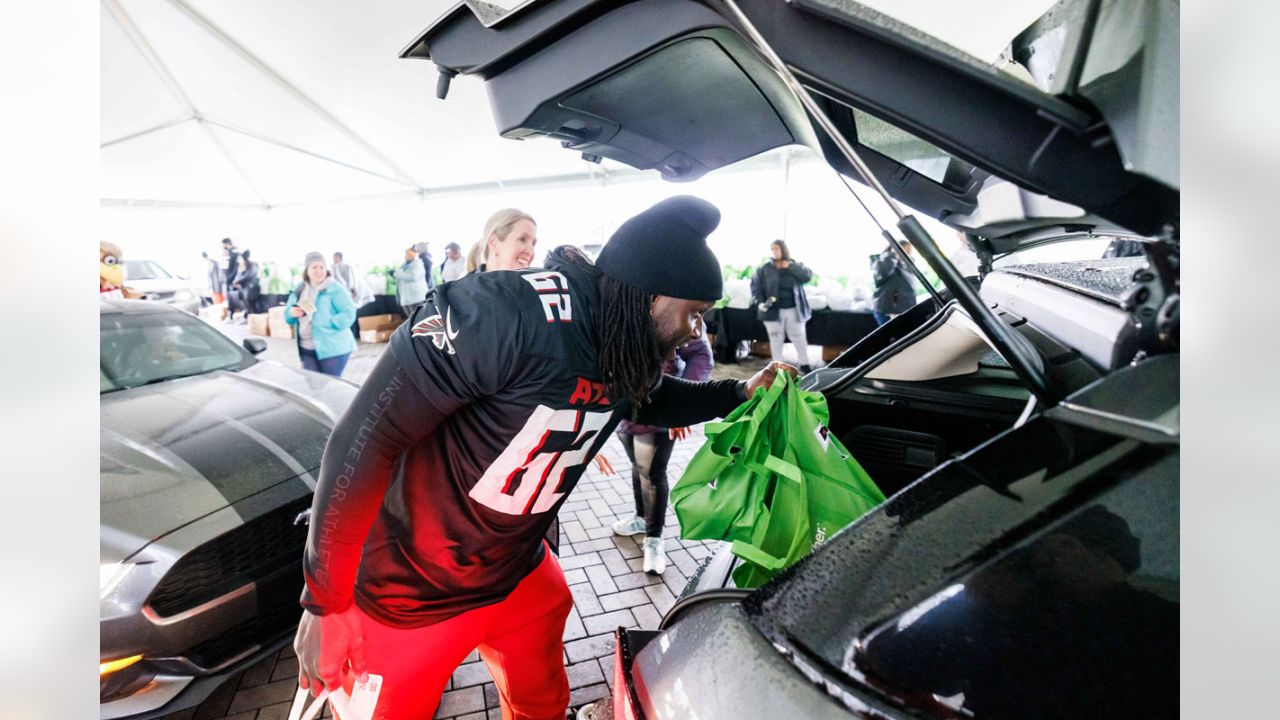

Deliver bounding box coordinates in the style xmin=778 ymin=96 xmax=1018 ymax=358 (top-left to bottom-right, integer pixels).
xmin=439 ymin=242 xmax=467 ymax=282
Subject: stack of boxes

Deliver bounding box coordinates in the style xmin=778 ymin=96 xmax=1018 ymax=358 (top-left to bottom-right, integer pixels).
xmin=247 ymin=313 xmax=270 ymax=336
xmin=358 ymin=314 xmax=405 ymax=343
xmin=267 ymin=306 xmax=293 ymax=339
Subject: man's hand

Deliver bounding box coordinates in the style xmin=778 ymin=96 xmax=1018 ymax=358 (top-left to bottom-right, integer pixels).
xmin=669 ymin=427 xmax=691 ymax=441
xmin=289 ymin=306 xmax=306 ymax=318
xmin=743 ymin=361 xmax=799 ymax=398
xmin=593 ymin=454 xmax=616 ymax=477
xmin=294 ymin=606 xmax=367 ymax=697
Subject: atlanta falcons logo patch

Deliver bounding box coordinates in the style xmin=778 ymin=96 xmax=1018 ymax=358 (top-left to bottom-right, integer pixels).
xmin=411 ymin=309 xmax=459 ymax=354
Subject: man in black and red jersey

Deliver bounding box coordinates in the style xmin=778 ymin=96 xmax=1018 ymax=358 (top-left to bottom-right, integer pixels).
xmin=293 ymin=196 xmax=792 ymax=719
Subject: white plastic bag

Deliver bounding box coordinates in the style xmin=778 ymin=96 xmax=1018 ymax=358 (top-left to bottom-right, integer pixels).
xmin=287 ymin=674 xmax=383 ymax=720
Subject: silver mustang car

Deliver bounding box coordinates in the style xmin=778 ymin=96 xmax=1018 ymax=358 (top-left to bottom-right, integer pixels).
xmin=99 ymin=299 xmax=356 ymax=719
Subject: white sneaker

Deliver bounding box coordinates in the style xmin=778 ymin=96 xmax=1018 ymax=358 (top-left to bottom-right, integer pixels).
xmin=612 ymin=516 xmax=646 ymax=537
xmin=642 ymin=536 xmax=666 ymax=575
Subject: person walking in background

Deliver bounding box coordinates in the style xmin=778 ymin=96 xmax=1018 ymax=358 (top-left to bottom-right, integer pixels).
xmin=332 ymin=251 xmax=362 ymax=340
xmin=331 ymin=251 xmax=358 ymax=298
xmin=752 ymin=239 xmax=814 ymax=372
xmin=613 ymin=326 xmax=714 ymax=574
xmin=394 ymin=246 xmax=429 ymax=318
xmin=871 ymin=240 xmax=920 ymax=325
xmin=201 ymin=251 xmax=224 ymax=307
xmin=480 ymin=208 xmax=538 ymax=271
xmin=413 ymin=241 xmax=436 ymax=292
xmin=232 ymin=249 xmax=263 ymax=315
xmin=440 ymin=242 xmax=466 ymax=282
xmin=221 ymin=238 xmax=241 ymax=321
xmin=285 ymin=252 xmax=356 ymax=378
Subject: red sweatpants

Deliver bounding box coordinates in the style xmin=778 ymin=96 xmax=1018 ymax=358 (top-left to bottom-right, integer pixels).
xmin=340 ymin=547 xmax=574 ymax=720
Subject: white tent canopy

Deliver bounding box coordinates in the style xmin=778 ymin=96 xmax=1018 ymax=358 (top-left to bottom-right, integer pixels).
xmin=99 ymin=0 xmax=1029 ymax=280
xmin=100 ymin=0 xmax=612 ymax=209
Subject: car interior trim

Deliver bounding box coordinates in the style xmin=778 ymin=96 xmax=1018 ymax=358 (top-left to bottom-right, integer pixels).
xmin=980 ymin=270 xmax=1137 ymax=370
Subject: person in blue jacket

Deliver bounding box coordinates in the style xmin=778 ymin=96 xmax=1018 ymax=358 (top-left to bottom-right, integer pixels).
xmin=286 ymin=251 xmax=357 ymax=377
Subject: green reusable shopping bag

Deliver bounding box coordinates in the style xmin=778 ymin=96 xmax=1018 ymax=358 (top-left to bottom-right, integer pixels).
xmin=671 ymin=372 xmax=885 ymax=588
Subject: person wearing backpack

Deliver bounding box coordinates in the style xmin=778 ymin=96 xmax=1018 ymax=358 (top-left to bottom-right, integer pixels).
xmin=285 ymin=252 xmax=357 ymax=377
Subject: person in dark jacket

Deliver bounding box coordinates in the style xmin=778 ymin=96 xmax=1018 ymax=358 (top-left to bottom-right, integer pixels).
xmin=751 ymin=239 xmax=814 ymax=372
xmin=413 ymin=241 xmax=436 ymax=292
xmin=201 ymin=251 xmax=224 ymax=307
xmin=221 ymin=238 xmax=241 ymax=321
xmin=292 ymin=196 xmax=794 ymax=720
xmin=231 ymin=249 xmax=262 ymax=315
xmin=613 ymin=330 xmax=714 ymax=574
xmin=871 ymin=240 xmax=920 ymax=325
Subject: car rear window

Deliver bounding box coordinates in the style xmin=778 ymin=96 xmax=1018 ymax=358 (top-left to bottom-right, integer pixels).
xmin=851 ymin=107 xmax=977 ymax=191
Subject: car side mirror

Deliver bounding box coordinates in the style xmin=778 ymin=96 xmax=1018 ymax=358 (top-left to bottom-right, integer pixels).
xmin=243 ymin=338 xmax=267 ymax=355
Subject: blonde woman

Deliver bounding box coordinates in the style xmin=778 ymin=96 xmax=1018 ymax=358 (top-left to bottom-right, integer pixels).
xmin=478 ymin=208 xmax=538 ymax=271
xmin=464 ymin=241 xmax=484 ymax=275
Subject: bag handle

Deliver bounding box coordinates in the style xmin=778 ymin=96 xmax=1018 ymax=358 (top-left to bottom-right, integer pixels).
xmin=730 ymin=539 xmax=790 ymax=570
xmin=288 ymin=687 xmax=352 ymax=720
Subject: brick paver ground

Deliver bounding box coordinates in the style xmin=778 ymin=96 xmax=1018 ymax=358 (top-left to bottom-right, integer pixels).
xmin=161 ymin=317 xmax=817 ymax=720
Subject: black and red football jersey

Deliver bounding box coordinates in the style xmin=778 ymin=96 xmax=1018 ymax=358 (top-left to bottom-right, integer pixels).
xmin=301 ymin=258 xmax=744 ymax=627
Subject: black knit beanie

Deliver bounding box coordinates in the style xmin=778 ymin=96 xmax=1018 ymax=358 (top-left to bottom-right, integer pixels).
xmin=596 ymin=195 xmax=723 ymax=302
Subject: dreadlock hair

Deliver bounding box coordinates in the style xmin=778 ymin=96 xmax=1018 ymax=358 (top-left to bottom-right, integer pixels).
xmin=597 ymin=273 xmax=664 ymax=416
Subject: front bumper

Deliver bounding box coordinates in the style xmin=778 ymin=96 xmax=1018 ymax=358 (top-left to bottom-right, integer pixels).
xmin=100 ymin=633 xmax=293 ymax=720
xmin=101 ymin=486 xmax=312 ymax=719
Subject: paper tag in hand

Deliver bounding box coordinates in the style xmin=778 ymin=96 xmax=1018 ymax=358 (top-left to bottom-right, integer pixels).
xmin=343 ymin=673 xmax=383 ymax=720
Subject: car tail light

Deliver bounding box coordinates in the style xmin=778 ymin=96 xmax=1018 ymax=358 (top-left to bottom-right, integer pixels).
xmin=99 ymin=654 xmax=143 ymax=676
xmin=611 ymin=628 xmax=658 ymax=720
xmin=611 ymin=634 xmax=639 ymax=720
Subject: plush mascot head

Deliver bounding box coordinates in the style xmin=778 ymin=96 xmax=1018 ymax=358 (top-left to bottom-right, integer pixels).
xmin=101 ymin=240 xmax=125 ymax=293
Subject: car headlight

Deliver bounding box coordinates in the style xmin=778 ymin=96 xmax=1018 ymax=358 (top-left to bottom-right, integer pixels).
xmin=173 ymin=289 xmax=196 ymax=302
xmin=100 ymin=562 xmax=132 ymax=600
xmin=100 ymin=654 xmax=143 ymax=677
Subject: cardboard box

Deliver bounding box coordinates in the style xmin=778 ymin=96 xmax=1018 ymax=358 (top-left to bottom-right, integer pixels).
xmin=267 ymin=305 xmax=288 ymax=323
xmin=750 ymin=340 xmax=771 ymax=358
xmin=269 ymin=317 xmax=294 ymax=339
xmin=360 ymin=328 xmax=396 ymax=343
xmin=822 ymin=345 xmax=848 ymax=362
xmin=247 ymin=313 xmax=270 ymax=336
xmin=358 ymin=313 xmax=403 ymax=332
xmin=199 ymin=303 xmax=225 ymax=323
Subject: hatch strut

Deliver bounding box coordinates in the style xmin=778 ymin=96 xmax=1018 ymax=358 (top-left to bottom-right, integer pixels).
xmin=719 ymin=0 xmax=1061 ymax=407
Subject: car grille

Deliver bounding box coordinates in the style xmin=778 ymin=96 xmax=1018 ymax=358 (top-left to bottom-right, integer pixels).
xmin=147 ymin=496 xmax=311 ymax=617
xmin=183 ymin=580 xmax=302 ymax=670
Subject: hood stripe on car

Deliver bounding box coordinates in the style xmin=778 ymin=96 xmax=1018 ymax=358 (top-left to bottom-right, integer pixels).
xmin=102 ymin=376 xmax=332 ymax=510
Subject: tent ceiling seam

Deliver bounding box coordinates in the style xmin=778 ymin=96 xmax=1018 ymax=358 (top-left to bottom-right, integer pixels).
xmin=199 ymin=116 xmax=418 ymax=188
xmin=198 ymin=120 xmax=272 ymax=206
xmin=101 ymin=113 xmax=196 ymax=149
xmin=165 ymin=0 xmax=426 ymax=192
xmin=101 ymin=198 xmax=270 ymax=210
xmin=101 ymin=0 xmax=198 ymax=115
xmin=103 ymin=0 xmax=267 ymax=205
